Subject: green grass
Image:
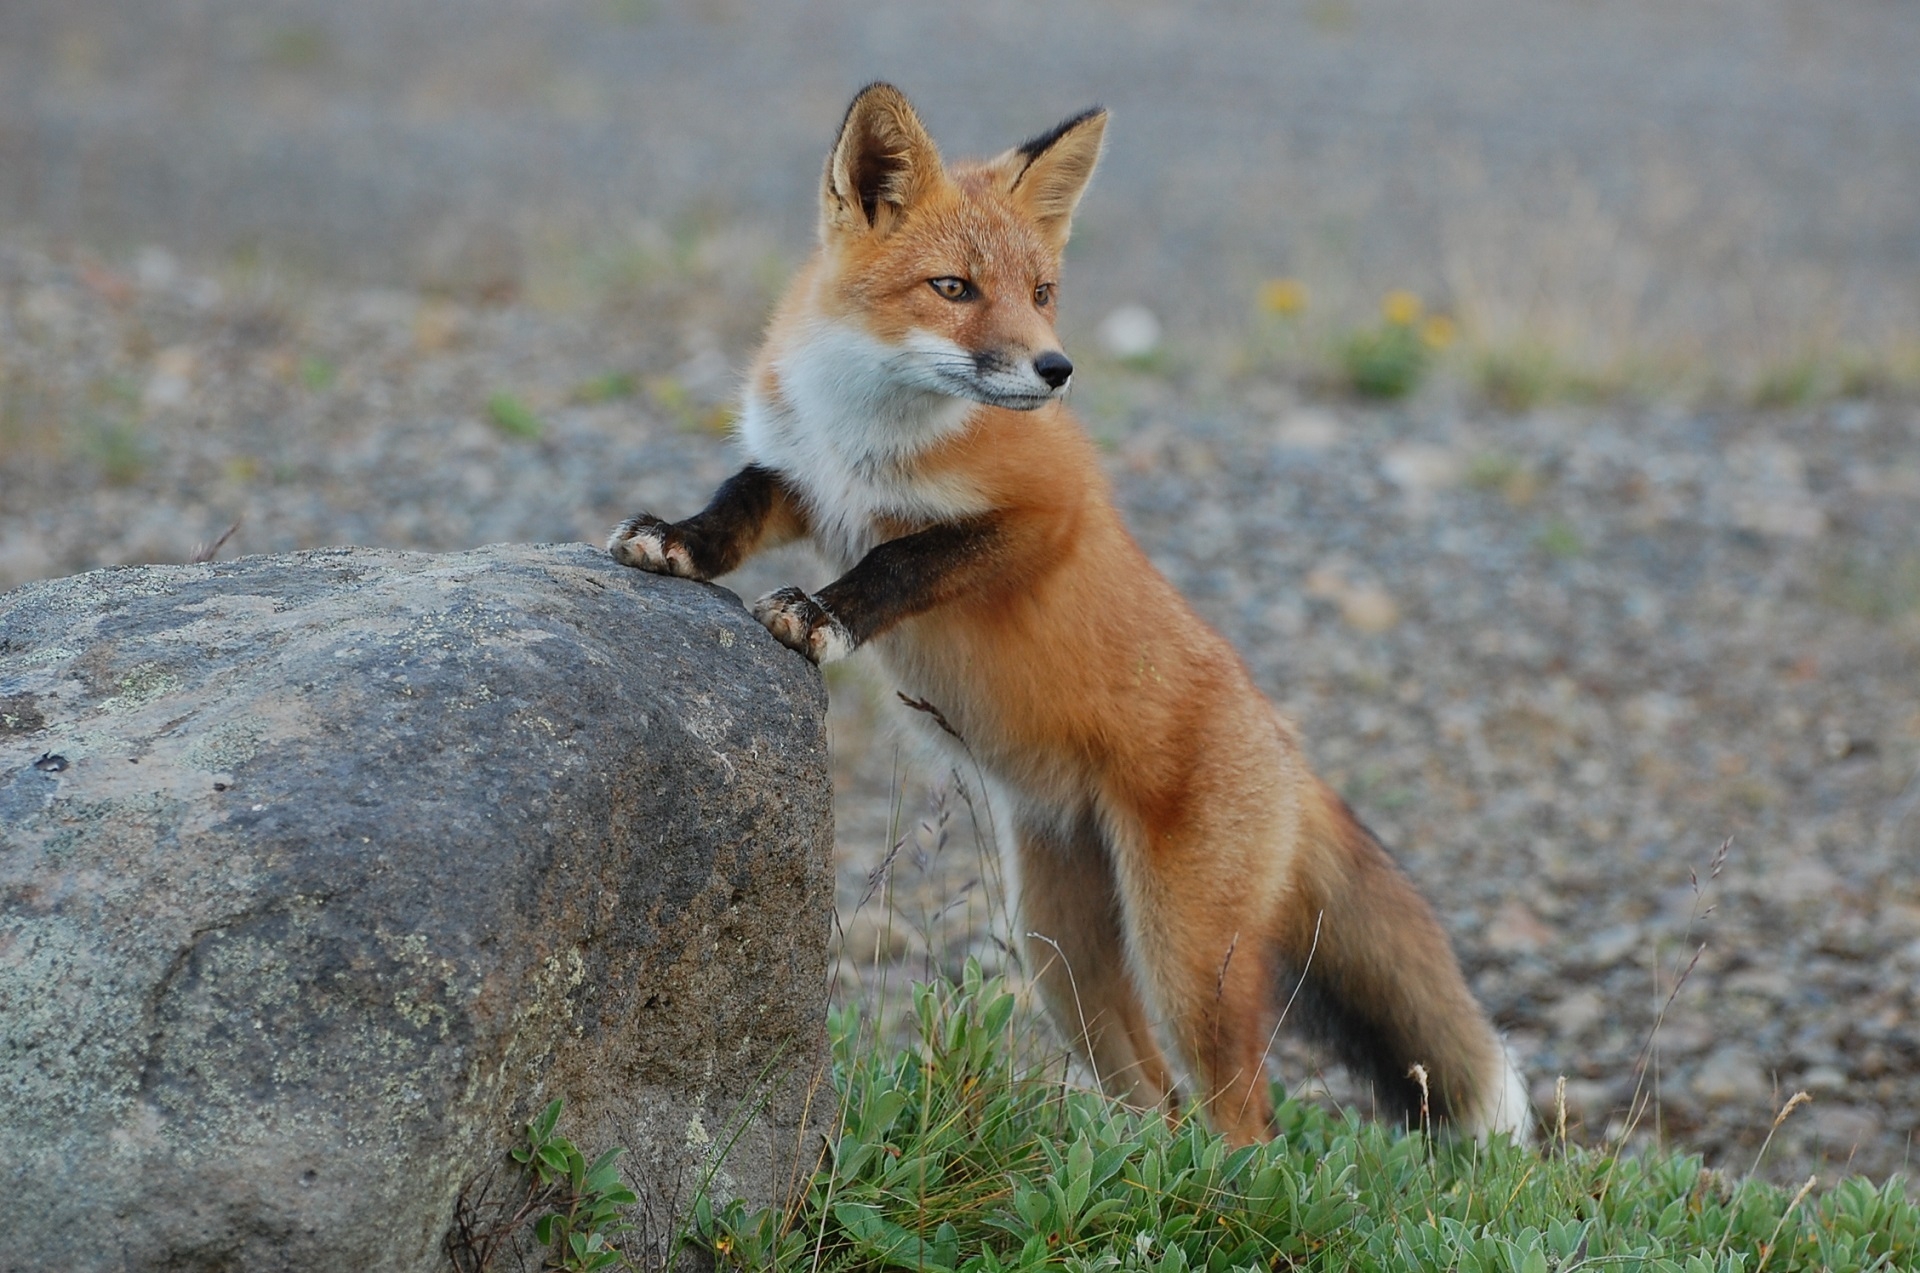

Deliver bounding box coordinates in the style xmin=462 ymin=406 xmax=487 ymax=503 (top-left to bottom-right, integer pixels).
xmin=648 ymin=374 xmax=735 ymax=435
xmin=1475 ymin=344 xmax=1566 ymax=413
xmin=1536 ymin=518 xmax=1585 ymax=560
xmin=1751 ymin=360 xmax=1824 ymax=410
xmin=81 ymin=414 xmax=150 ymax=484
xmin=691 ymin=963 xmax=1915 ymax=1272
xmin=572 ymin=371 xmax=639 ymax=404
xmin=486 ymin=391 xmax=546 ymax=440
xmin=299 ymin=355 xmax=337 ymax=391
xmin=1230 ymin=274 xmax=1920 ymax=411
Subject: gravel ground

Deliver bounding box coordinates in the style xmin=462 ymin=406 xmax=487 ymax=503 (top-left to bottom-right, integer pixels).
xmin=3 ymin=240 xmax=1917 ymax=1186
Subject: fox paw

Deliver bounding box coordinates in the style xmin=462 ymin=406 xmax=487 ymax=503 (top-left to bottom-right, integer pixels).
xmin=752 ymin=586 xmax=854 ymax=665
xmin=607 ymin=515 xmax=703 ymax=579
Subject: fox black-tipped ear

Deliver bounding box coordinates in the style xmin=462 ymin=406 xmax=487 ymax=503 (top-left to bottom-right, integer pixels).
xmin=990 ymin=106 xmax=1107 ymax=251
xmin=822 ymin=83 xmax=943 ymax=238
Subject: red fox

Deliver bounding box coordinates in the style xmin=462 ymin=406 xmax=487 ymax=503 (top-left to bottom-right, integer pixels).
xmin=609 ymin=83 xmax=1529 ymax=1146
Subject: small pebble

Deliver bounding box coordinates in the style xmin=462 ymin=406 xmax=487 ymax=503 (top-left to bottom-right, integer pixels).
xmin=1274 ymin=409 xmax=1340 ymax=451
xmin=1810 ymin=1103 xmax=1879 ymax=1149
xmin=1485 ymin=900 xmax=1555 ymax=955
xmin=1800 ymin=1065 xmax=1848 ymax=1095
xmin=1097 ymin=305 xmax=1162 ymax=359
xmin=1692 ymin=1047 xmax=1768 ymax=1104
xmin=1545 ymin=989 xmax=1607 ymax=1037
xmin=1580 ymin=924 xmax=1642 ymax=967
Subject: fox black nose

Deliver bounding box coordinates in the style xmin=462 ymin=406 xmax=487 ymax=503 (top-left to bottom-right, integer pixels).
xmin=1033 ymin=351 xmax=1074 ymax=389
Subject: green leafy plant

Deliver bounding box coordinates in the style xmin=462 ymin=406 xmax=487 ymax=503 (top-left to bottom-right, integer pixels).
xmin=1338 ymin=292 xmax=1447 ymax=399
xmin=1536 ymin=517 xmax=1585 ymax=559
xmin=298 ymin=356 xmax=336 ymax=391
xmin=511 ymin=1099 xmax=640 ymax=1272
xmin=1340 ymin=321 xmax=1428 ymax=399
xmin=81 ymin=415 xmax=149 ymax=484
xmin=449 ymin=1100 xmax=639 ymax=1273
xmin=696 ymin=960 xmax=1916 ymax=1272
xmin=487 ymin=392 xmax=546 ymax=440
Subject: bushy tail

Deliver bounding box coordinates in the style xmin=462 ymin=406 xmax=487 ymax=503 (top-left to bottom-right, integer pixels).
xmin=1277 ymin=780 xmax=1530 ymax=1141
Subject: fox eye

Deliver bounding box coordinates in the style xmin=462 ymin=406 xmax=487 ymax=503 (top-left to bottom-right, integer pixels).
xmin=928 ymin=277 xmax=976 ymax=302
xmin=1034 ymin=283 xmax=1055 ymax=307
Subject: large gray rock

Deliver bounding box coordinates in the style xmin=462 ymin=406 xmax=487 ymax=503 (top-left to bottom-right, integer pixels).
xmin=0 ymin=543 xmax=832 ymax=1272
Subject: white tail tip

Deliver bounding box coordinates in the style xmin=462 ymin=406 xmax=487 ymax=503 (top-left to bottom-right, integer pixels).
xmin=1472 ymin=1043 xmax=1533 ymax=1145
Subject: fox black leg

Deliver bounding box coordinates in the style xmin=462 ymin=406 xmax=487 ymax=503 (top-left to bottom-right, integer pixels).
xmin=754 ymin=518 xmax=1002 ymax=664
xmin=607 ymin=465 xmax=804 ymax=581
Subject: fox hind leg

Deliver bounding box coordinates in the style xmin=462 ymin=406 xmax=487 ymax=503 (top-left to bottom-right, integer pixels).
xmin=1103 ymin=829 xmax=1285 ymax=1147
xmin=1015 ymin=812 xmax=1177 ymax=1113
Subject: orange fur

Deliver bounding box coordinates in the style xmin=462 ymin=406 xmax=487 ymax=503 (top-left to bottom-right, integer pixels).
xmin=611 ymin=84 xmax=1529 ymax=1145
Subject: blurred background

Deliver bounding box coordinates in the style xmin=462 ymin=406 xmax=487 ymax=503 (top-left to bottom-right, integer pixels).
xmin=2 ymin=0 xmax=1917 ymax=1181
xmin=6 ymin=0 xmax=1919 ymax=369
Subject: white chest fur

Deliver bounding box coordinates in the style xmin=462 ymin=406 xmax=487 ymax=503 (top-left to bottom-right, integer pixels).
xmin=738 ymin=321 xmax=991 ymax=569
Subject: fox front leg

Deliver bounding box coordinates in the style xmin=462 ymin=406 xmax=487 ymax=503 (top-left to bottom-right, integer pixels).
xmin=751 ymin=587 xmax=856 ymax=665
xmin=753 ymin=517 xmax=1004 ymax=665
xmin=607 ymin=464 xmax=805 ymax=582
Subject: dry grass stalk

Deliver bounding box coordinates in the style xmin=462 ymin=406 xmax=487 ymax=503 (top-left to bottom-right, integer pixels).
xmin=190 ymin=519 xmax=241 ymax=563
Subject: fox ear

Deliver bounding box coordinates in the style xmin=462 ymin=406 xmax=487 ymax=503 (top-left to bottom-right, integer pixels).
xmin=991 ymin=107 xmax=1107 ymax=251
xmin=822 ymin=83 xmax=943 ymax=238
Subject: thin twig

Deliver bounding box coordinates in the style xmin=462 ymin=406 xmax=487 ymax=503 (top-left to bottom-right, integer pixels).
xmin=1712 ymin=1092 xmax=1813 ymax=1265
xmin=1753 ymin=1173 xmax=1818 ymax=1273
xmin=190 ymin=518 xmax=241 ymax=564
xmin=1027 ymin=930 xmax=1102 ymax=1095
xmin=1616 ymin=837 xmax=1731 ymax=1147
xmin=1242 ymin=911 xmax=1324 ymax=1125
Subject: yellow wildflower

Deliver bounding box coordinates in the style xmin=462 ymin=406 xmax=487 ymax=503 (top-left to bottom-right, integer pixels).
xmin=1419 ymin=314 xmax=1457 ymax=350
xmin=1381 ymin=290 xmax=1423 ymax=326
xmin=1259 ymin=277 xmax=1308 ymax=316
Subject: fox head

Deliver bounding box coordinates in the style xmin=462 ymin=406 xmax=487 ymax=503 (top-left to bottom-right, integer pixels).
xmin=811 ymin=83 xmax=1106 ymax=412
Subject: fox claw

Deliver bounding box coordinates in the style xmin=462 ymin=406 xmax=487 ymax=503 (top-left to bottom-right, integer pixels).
xmin=752 ymin=586 xmax=854 ymax=665
xmin=608 ymin=514 xmax=703 ymax=579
